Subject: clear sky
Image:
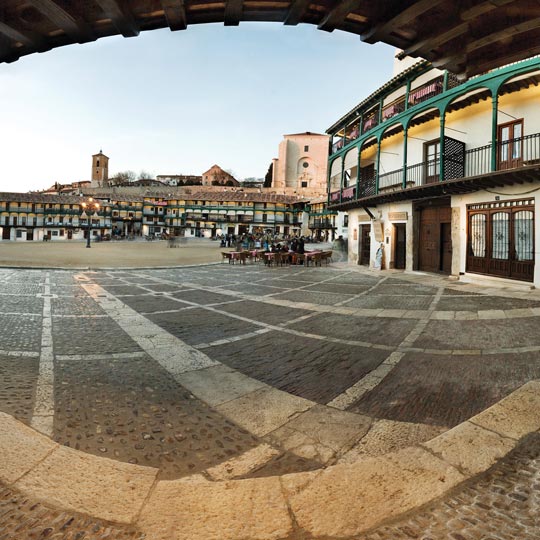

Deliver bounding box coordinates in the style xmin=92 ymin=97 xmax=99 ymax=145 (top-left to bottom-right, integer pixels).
xmin=0 ymin=22 xmax=395 ymax=192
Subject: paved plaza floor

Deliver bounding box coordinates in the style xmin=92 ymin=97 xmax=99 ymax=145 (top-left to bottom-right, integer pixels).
xmin=1 ymin=250 xmax=540 ymax=538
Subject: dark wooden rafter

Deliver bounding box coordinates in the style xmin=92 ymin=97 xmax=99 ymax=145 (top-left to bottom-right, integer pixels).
xmin=224 ymin=0 xmax=244 ymax=26
xmin=284 ymin=0 xmax=311 ymax=26
xmin=95 ymin=0 xmax=139 ymax=37
xmin=403 ymin=21 xmax=469 ymax=57
xmin=361 ymin=0 xmax=447 ymax=44
xmin=25 ymin=0 xmax=94 ymax=43
xmin=318 ymin=0 xmax=361 ymax=32
xmin=0 ymin=20 xmax=39 ymax=48
xmin=466 ymin=17 xmax=540 ymax=55
xmin=161 ymin=0 xmax=187 ymax=31
xmin=461 ymin=0 xmax=516 ymax=21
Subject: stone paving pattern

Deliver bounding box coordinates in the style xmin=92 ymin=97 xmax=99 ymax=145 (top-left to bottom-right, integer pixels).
xmin=355 ymin=432 xmax=540 ymax=540
xmin=2 ymin=260 xmax=540 ymax=536
xmin=0 ymin=481 xmax=145 ymax=539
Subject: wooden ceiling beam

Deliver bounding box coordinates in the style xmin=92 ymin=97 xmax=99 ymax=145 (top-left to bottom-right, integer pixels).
xmin=318 ymin=0 xmax=360 ymax=32
xmin=403 ymin=21 xmax=468 ymax=57
xmin=466 ymin=17 xmax=540 ymax=54
xmin=284 ymin=0 xmax=311 ymax=26
xmin=25 ymin=0 xmax=94 ymax=42
xmin=0 ymin=20 xmax=41 ymax=48
xmin=224 ymin=0 xmax=244 ymax=26
xmin=161 ymin=0 xmax=187 ymax=31
xmin=461 ymin=0 xmax=516 ymax=21
xmin=361 ymin=0 xmax=447 ymax=43
xmin=95 ymin=0 xmax=139 ymax=37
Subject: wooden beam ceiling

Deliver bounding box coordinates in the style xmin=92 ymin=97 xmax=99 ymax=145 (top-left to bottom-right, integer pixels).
xmin=224 ymin=0 xmax=244 ymax=26
xmin=284 ymin=0 xmax=311 ymax=26
xmin=0 ymin=0 xmax=539 ymax=77
xmin=95 ymin=0 xmax=139 ymax=37
xmin=318 ymin=0 xmax=359 ymax=32
xmin=361 ymin=0 xmax=447 ymax=44
xmin=25 ymin=0 xmax=94 ymax=43
xmin=161 ymin=0 xmax=187 ymax=31
xmin=0 ymin=20 xmax=40 ymax=49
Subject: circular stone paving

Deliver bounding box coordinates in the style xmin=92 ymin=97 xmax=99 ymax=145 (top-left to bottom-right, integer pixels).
xmin=1 ymin=263 xmax=540 ymax=538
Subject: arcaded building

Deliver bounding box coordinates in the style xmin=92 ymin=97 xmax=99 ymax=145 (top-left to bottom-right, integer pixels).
xmin=327 ymin=52 xmax=540 ymax=286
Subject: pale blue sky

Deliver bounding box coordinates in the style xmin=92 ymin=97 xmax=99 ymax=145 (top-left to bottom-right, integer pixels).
xmin=0 ymin=23 xmax=394 ymax=192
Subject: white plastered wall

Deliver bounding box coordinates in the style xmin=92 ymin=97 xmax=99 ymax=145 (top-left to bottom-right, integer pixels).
xmin=375 ymin=202 xmax=414 ymax=270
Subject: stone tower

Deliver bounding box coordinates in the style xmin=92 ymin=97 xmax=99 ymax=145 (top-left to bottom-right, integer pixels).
xmin=91 ymin=150 xmax=109 ymax=188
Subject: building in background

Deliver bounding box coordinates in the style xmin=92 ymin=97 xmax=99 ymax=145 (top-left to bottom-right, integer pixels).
xmin=90 ymin=151 xmax=109 ymax=188
xmin=271 ymin=132 xmax=329 ymax=196
xmin=202 ymin=165 xmax=240 ymax=187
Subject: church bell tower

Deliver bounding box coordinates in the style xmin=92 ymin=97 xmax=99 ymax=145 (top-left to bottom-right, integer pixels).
xmin=91 ymin=150 xmax=109 ymax=188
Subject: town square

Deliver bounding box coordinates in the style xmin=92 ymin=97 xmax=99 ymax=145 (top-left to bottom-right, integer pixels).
xmin=2 ymin=1 xmax=540 ymax=539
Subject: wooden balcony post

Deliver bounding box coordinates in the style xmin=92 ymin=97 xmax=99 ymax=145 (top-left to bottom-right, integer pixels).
xmin=375 ymin=139 xmax=382 ymax=194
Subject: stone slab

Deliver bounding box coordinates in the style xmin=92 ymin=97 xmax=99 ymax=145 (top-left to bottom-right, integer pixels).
xmin=15 ymin=445 xmax=158 ymax=523
xmin=470 ymin=380 xmax=540 ymax=440
xmin=289 ymin=446 xmax=465 ymax=538
xmin=269 ymin=404 xmax=372 ymax=462
xmin=423 ymin=420 xmax=516 ymax=475
xmin=176 ymin=364 xmax=267 ymax=407
xmin=339 ymin=419 xmax=445 ymax=463
xmin=0 ymin=412 xmax=57 ymax=484
xmin=206 ymin=444 xmax=281 ymax=481
xmin=215 ymin=387 xmax=314 ymax=437
xmin=137 ymin=476 xmax=293 ymax=540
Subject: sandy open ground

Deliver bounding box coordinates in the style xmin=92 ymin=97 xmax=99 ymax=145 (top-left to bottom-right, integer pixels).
xmin=0 ymin=238 xmax=224 ymax=268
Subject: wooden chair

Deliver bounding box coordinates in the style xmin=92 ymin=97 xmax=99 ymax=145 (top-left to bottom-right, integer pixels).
xmin=221 ymin=252 xmax=232 ymax=264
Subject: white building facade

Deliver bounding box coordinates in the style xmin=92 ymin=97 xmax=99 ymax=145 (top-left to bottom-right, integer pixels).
xmin=327 ymin=54 xmax=540 ymax=287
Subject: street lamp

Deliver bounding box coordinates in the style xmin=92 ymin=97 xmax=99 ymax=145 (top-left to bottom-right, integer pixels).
xmin=80 ymin=198 xmax=100 ymax=248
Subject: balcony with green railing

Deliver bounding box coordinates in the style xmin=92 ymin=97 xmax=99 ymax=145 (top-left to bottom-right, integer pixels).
xmin=329 ymin=132 xmax=540 ymax=206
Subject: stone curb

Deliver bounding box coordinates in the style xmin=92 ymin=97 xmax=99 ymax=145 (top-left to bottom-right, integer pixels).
xmin=1 ymin=380 xmax=540 ymax=538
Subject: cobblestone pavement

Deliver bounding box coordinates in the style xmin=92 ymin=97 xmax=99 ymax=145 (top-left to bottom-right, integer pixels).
xmin=0 ymin=481 xmax=146 ymax=539
xmin=2 ymin=259 xmax=540 ymax=536
xmin=352 ymin=432 xmax=540 ymax=540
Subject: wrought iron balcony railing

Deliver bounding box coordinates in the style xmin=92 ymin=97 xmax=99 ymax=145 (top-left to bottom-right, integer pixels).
xmin=330 ymin=132 xmax=540 ymax=205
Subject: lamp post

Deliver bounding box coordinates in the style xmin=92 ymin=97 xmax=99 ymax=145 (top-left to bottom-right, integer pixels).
xmin=80 ymin=198 xmax=100 ymax=248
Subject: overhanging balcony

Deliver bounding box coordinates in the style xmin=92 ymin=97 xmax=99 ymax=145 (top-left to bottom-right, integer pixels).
xmin=330 ymin=132 xmax=540 ymax=209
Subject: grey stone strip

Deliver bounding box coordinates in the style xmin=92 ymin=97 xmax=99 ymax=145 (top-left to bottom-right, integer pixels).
xmin=0 ymin=311 xmax=41 ymax=317
xmin=55 ymin=351 xmax=148 ymax=362
xmin=0 ymin=349 xmax=39 ymax=358
xmin=30 ymin=272 xmax=55 ymax=437
xmin=196 ymin=328 xmax=272 ymax=350
xmin=327 ymin=352 xmax=404 ymax=410
xmin=52 ymin=314 xmax=109 ymax=319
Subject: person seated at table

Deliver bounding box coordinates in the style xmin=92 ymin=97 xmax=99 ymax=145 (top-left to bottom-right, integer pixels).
xmin=280 ymin=243 xmax=289 ymax=253
xmin=291 ymin=238 xmax=298 ymax=252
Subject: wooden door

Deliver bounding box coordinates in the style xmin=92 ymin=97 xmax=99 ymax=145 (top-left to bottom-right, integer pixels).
xmin=498 ymin=120 xmax=523 ymax=170
xmin=2 ymin=227 xmax=10 ymax=240
xmin=394 ymin=224 xmax=406 ymax=269
xmin=419 ymin=206 xmax=452 ymax=273
xmin=440 ymin=222 xmax=452 ymax=273
xmin=419 ymin=208 xmax=439 ymax=272
xmin=27 ymin=229 xmax=34 ymax=241
xmin=359 ymin=225 xmax=371 ymax=265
